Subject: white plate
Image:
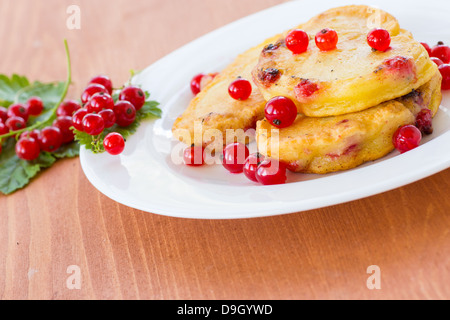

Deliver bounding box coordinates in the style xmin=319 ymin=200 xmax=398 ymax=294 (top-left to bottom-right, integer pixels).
xmin=80 ymin=0 xmax=450 ymax=219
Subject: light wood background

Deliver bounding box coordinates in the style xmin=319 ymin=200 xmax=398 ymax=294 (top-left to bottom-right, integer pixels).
xmin=0 ymin=0 xmax=449 ymax=300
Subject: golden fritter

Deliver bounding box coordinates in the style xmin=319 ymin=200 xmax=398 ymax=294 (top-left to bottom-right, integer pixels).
xmin=252 ymin=5 xmax=438 ymax=117
xmin=256 ymin=71 xmax=442 ymax=174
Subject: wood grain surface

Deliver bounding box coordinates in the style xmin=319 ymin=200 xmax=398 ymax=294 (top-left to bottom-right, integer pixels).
xmin=0 ymin=0 xmax=449 ymax=300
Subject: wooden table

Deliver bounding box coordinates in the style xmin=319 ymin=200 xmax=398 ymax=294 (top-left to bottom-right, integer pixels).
xmin=0 ymin=0 xmax=449 ymax=300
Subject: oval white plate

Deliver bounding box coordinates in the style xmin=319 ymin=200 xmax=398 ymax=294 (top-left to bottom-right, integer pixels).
xmin=80 ymin=0 xmax=450 ymax=219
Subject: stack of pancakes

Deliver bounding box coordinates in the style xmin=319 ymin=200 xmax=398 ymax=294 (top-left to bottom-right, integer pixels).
xmin=172 ymin=5 xmax=442 ymax=174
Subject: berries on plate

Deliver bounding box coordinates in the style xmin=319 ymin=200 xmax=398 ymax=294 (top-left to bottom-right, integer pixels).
xmin=367 ymin=28 xmax=391 ymax=52
xmin=86 ymin=92 xmax=115 ymax=113
xmin=222 ymin=142 xmax=250 ymax=174
xmin=57 ymin=100 xmax=82 ymax=117
xmin=421 ymin=42 xmax=432 ymax=56
xmin=114 ymin=100 xmax=136 ymax=127
xmin=98 ymin=109 xmax=116 ymax=128
xmin=183 ymin=145 xmax=205 ymax=166
xmin=103 ymin=132 xmax=125 ymax=156
xmin=264 ymin=96 xmax=297 ymax=128
xmin=190 ymin=73 xmax=205 ymax=95
xmin=431 ymin=43 xmax=450 ymax=64
xmin=89 ymin=75 xmax=113 ymax=95
xmin=119 ymin=86 xmax=146 ymax=111
xmin=392 ymin=125 xmax=422 ymax=154
xmin=82 ymin=113 xmax=105 ymax=136
xmin=53 ymin=116 xmax=75 ymax=143
xmin=81 ymin=83 xmax=108 ymax=104
xmin=72 ymin=108 xmax=89 ymax=131
xmin=285 ymin=29 xmax=309 ymax=54
xmin=438 ymin=64 xmax=450 ymax=90
xmin=255 ymin=159 xmax=287 ymax=185
xmin=315 ymin=28 xmax=338 ymax=51
xmin=243 ymin=153 xmax=265 ymax=182
xmin=415 ymin=109 xmax=433 ymax=135
xmin=228 ymin=78 xmax=252 ymax=101
xmin=15 ymin=137 xmax=40 ymax=161
xmin=430 ymin=57 xmax=444 ymax=66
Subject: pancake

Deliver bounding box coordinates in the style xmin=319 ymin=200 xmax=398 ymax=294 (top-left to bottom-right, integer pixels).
xmin=251 ymin=5 xmax=438 ymax=117
xmin=256 ymin=71 xmax=442 ymax=174
xmin=172 ymin=34 xmax=280 ymax=149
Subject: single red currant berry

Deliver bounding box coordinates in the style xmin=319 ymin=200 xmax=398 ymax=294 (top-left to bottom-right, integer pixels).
xmin=393 ymin=125 xmax=422 ymax=154
xmin=431 ymin=44 xmax=450 ymax=64
xmin=82 ymin=113 xmax=105 ymax=136
xmin=228 ymin=78 xmax=252 ymax=101
xmin=98 ymin=109 xmax=116 ymax=128
xmin=315 ymin=28 xmax=338 ymax=51
xmin=415 ymin=109 xmax=433 ymax=135
xmin=72 ymin=108 xmax=89 ymax=131
xmin=103 ymin=132 xmax=125 ymax=156
xmin=89 ymin=75 xmax=113 ymax=95
xmin=15 ymin=137 xmax=41 ymax=161
xmin=39 ymin=126 xmax=63 ymax=152
xmin=113 ymin=101 xmax=136 ymax=127
xmin=264 ymin=96 xmax=297 ymax=128
xmin=255 ymin=159 xmax=287 ymax=185
xmin=57 ymin=100 xmax=82 ymax=117
xmin=421 ymin=42 xmax=432 ymax=56
xmin=5 ymin=116 xmax=26 ymax=131
xmin=86 ymin=92 xmax=115 ymax=113
xmin=367 ymin=28 xmax=391 ymax=52
xmin=438 ymin=64 xmax=450 ymax=90
xmin=119 ymin=86 xmax=146 ymax=111
xmin=222 ymin=142 xmax=250 ymax=174
xmin=8 ymin=103 xmax=29 ymax=122
xmin=26 ymin=96 xmax=44 ymax=116
xmin=81 ymin=83 xmax=108 ymax=104
xmin=183 ymin=145 xmax=205 ymax=166
xmin=285 ymin=29 xmax=309 ymax=54
xmin=0 ymin=121 xmax=9 ymax=135
xmin=243 ymin=153 xmax=265 ymax=182
xmin=190 ymin=73 xmax=205 ymax=95
xmin=199 ymin=73 xmax=219 ymax=91
xmin=53 ymin=116 xmax=75 ymax=143
xmin=430 ymin=57 xmax=444 ymax=66
xmin=0 ymin=106 xmax=8 ymax=123
xmin=20 ymin=129 xmax=40 ymax=141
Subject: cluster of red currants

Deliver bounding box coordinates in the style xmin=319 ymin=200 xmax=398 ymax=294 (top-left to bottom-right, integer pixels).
xmin=421 ymin=41 xmax=450 ymax=90
xmin=73 ymin=75 xmax=147 ymax=155
xmin=0 ymin=96 xmax=76 ymax=161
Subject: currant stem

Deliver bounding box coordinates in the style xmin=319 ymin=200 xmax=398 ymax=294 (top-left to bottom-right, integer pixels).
xmin=0 ymin=39 xmax=72 ymax=140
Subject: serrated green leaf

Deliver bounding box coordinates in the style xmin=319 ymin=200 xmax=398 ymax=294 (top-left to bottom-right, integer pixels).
xmin=51 ymin=141 xmax=80 ymax=159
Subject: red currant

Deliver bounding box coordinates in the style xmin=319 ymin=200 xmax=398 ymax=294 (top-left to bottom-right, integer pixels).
xmin=438 ymin=64 xmax=450 ymax=90
xmin=183 ymin=145 xmax=205 ymax=166
xmin=20 ymin=129 xmax=40 ymax=141
xmin=5 ymin=116 xmax=26 ymax=131
xmin=15 ymin=137 xmax=40 ymax=161
xmin=81 ymin=83 xmax=108 ymax=104
xmin=430 ymin=57 xmax=444 ymax=66
xmin=315 ymin=28 xmax=338 ymax=51
xmin=53 ymin=116 xmax=75 ymax=143
xmin=199 ymin=73 xmax=218 ymax=91
xmin=367 ymin=28 xmax=391 ymax=52
xmin=72 ymin=108 xmax=89 ymax=131
xmin=39 ymin=126 xmax=63 ymax=152
xmin=431 ymin=44 xmax=450 ymax=64
xmin=0 ymin=121 xmax=9 ymax=135
xmin=228 ymin=78 xmax=252 ymax=101
xmin=190 ymin=73 xmax=205 ymax=95
xmin=119 ymin=86 xmax=146 ymax=111
xmin=243 ymin=153 xmax=265 ymax=182
xmin=103 ymin=132 xmax=125 ymax=155
xmin=393 ymin=125 xmax=422 ymax=153
xmin=98 ymin=109 xmax=116 ymax=128
xmin=114 ymin=101 xmax=136 ymax=127
xmin=0 ymin=106 xmax=7 ymax=123
xmin=415 ymin=109 xmax=433 ymax=135
xmin=86 ymin=92 xmax=114 ymax=113
xmin=222 ymin=142 xmax=249 ymax=174
xmin=26 ymin=96 xmax=44 ymax=116
xmin=57 ymin=100 xmax=81 ymax=117
xmin=82 ymin=113 xmax=105 ymax=136
xmin=264 ymin=96 xmax=297 ymax=128
xmin=255 ymin=159 xmax=287 ymax=185
xmin=89 ymin=75 xmax=113 ymax=95
xmin=421 ymin=42 xmax=432 ymax=56
xmin=8 ymin=103 xmax=29 ymax=122
xmin=285 ymin=29 xmax=309 ymax=54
